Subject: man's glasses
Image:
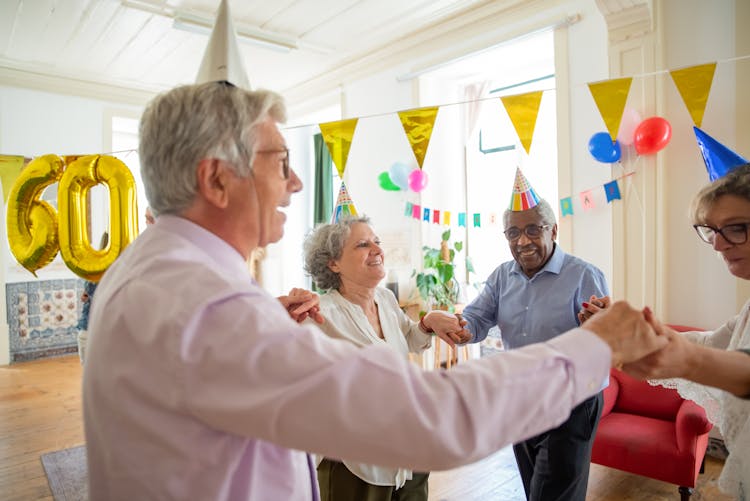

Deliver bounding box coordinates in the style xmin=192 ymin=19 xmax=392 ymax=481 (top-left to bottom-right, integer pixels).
xmin=254 ymin=147 xmax=290 ymax=179
xmin=693 ymin=222 xmax=750 ymax=245
xmin=503 ymin=224 xmax=550 ymax=241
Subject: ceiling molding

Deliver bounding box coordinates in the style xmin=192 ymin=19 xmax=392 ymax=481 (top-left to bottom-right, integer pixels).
xmin=594 ymin=0 xmax=652 ymax=44
xmin=0 ymin=61 xmax=157 ymax=107
xmin=283 ymin=0 xmax=574 ymax=107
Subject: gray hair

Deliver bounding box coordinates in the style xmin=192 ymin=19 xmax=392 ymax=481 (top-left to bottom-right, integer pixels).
xmin=502 ymin=198 xmax=557 ymax=229
xmin=692 ymin=163 xmax=750 ymax=224
xmin=303 ymin=215 xmax=371 ymax=291
xmin=139 ymin=82 xmax=286 ymax=215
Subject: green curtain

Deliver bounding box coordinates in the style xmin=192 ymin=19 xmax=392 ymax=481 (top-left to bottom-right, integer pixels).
xmin=313 ymin=133 xmax=333 ymax=225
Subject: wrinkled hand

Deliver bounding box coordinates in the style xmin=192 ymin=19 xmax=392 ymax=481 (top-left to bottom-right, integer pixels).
xmin=583 ymin=301 xmax=667 ymax=368
xmin=423 ymin=311 xmax=471 ymax=348
xmin=577 ymin=295 xmax=611 ymax=324
xmin=621 ymin=309 xmax=693 ymax=380
xmin=277 ymin=288 xmax=324 ymax=324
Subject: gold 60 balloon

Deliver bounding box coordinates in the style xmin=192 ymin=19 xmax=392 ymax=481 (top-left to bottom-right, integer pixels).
xmin=6 ymin=154 xmax=139 ymax=282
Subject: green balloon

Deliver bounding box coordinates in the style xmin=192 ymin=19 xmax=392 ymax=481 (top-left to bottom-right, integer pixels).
xmin=378 ymin=171 xmax=401 ymax=191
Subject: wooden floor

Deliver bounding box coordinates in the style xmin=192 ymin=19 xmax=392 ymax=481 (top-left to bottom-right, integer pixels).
xmin=0 ymin=355 xmax=732 ymax=501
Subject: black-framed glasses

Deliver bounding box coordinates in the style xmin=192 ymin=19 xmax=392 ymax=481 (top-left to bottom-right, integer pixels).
xmin=503 ymin=224 xmax=550 ymax=241
xmin=254 ymin=147 xmax=290 ymax=179
xmin=693 ymin=222 xmax=750 ymax=245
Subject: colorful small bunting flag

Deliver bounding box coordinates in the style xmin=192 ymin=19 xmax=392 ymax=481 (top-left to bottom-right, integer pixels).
xmin=423 ymin=208 xmax=430 ymax=221
xmin=432 ymin=210 xmax=440 ymax=224
xmin=443 ymin=211 xmax=451 ymax=225
xmin=331 ymin=182 xmax=358 ymax=222
xmin=473 ymin=213 xmax=481 ymax=227
xmin=579 ymin=190 xmax=595 ymax=211
xmin=560 ymin=197 xmax=574 ymax=217
xmin=458 ymin=213 xmax=466 ymax=227
xmin=508 ymin=167 xmax=540 ymax=211
xmin=404 ymin=202 xmax=413 ymax=216
xmin=670 ymin=63 xmax=716 ymax=128
xmin=500 ymin=91 xmax=544 ymax=154
xmin=319 ymin=118 xmax=359 ymax=178
xmin=604 ymin=180 xmax=621 ymax=203
xmin=397 ymin=107 xmax=439 ymax=169
xmin=588 ymin=77 xmax=633 ymax=141
xmin=412 ymin=204 xmax=421 ymax=219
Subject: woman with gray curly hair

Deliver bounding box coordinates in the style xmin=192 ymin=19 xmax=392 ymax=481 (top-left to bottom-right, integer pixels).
xmin=303 ymin=215 xmax=469 ymax=501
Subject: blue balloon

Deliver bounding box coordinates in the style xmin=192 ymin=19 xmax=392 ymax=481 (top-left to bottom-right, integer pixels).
xmin=588 ymin=132 xmax=622 ymax=163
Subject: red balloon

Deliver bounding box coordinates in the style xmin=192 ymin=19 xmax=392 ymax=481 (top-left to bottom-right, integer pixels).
xmin=633 ymin=117 xmax=672 ymax=155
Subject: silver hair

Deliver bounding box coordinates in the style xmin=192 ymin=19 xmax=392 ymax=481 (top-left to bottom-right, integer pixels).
xmin=502 ymin=198 xmax=557 ymax=228
xmin=691 ymin=163 xmax=750 ymax=224
xmin=303 ymin=215 xmax=371 ymax=291
xmin=139 ymin=82 xmax=286 ymax=215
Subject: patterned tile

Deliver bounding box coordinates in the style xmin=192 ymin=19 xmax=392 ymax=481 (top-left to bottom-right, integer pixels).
xmin=6 ymin=279 xmax=86 ymax=362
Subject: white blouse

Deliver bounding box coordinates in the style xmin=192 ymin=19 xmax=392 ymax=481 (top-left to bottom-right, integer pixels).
xmin=653 ymin=299 xmax=750 ymax=500
xmin=312 ymin=287 xmax=432 ymax=488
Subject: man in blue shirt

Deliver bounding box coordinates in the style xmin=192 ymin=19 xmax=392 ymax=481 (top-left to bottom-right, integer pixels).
xmin=461 ymin=169 xmax=609 ymax=501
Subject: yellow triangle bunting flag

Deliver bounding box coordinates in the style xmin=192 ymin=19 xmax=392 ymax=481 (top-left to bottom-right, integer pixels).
xmin=319 ymin=118 xmax=359 ymax=178
xmin=500 ymin=91 xmax=544 ymax=154
xmin=588 ymin=77 xmax=633 ymax=141
xmin=0 ymin=155 xmax=29 ymax=203
xmin=670 ymin=62 xmax=716 ymax=128
xmin=397 ymin=106 xmax=439 ymax=169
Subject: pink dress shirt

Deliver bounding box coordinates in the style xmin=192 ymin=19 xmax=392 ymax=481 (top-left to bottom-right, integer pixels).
xmin=82 ymin=215 xmax=611 ymax=500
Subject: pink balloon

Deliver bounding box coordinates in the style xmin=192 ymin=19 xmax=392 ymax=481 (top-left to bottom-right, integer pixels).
xmin=634 ymin=117 xmax=672 ymax=155
xmin=617 ymin=108 xmax=641 ymax=146
xmin=408 ymin=169 xmax=428 ymax=192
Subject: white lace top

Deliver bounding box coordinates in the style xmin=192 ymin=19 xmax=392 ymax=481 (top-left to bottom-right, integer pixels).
xmin=651 ymin=299 xmax=750 ymax=500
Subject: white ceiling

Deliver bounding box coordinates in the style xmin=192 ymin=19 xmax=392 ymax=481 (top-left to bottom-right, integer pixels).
xmin=0 ymin=0 xmax=540 ymax=107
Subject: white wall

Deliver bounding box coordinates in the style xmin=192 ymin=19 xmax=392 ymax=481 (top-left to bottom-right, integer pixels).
xmin=659 ymin=0 xmax=747 ymax=327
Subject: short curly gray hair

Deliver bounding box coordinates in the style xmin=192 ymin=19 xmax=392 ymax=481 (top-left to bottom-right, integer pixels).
xmin=691 ymin=163 xmax=750 ymax=224
xmin=502 ymin=198 xmax=556 ymax=229
xmin=303 ymin=215 xmax=371 ymax=291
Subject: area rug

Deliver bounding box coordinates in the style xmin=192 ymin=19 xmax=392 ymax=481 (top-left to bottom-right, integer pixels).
xmin=40 ymin=445 xmax=88 ymax=501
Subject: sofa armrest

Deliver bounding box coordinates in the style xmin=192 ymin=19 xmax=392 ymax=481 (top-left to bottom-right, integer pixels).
xmin=601 ymin=373 xmax=620 ymax=418
xmin=675 ymin=399 xmax=713 ymax=452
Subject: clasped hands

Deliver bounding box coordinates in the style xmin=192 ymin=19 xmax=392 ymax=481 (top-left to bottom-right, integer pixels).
xmin=578 ymin=295 xmax=695 ymax=380
xmin=277 ymin=288 xmax=324 ymax=324
xmin=421 ymin=311 xmax=472 ymax=348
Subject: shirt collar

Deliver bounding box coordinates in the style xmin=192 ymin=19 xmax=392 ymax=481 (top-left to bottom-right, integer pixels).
xmin=154 ymin=214 xmax=253 ymax=281
xmin=511 ymin=243 xmax=566 ymax=277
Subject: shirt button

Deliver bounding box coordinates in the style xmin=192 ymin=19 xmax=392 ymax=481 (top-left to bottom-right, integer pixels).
xmin=525 ymin=306 xmax=529 ymax=310
xmin=522 ymin=332 xmax=527 ymax=337
xmin=588 ymin=381 xmax=596 ymax=391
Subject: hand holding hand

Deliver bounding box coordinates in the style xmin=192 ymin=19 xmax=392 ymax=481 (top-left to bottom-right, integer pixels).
xmin=621 ymin=309 xmax=694 ymax=379
xmin=577 ymin=295 xmax=611 ymax=324
xmin=277 ymin=288 xmax=324 ymax=324
xmin=583 ymin=301 xmax=667 ymax=368
xmin=422 ymin=311 xmax=471 ymax=348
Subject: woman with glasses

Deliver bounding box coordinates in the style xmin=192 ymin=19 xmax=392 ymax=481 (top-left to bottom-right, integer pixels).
xmin=585 ymin=163 xmax=750 ymax=498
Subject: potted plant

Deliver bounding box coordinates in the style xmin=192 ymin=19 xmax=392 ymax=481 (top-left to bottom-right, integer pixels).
xmin=412 ymin=229 xmax=474 ymax=314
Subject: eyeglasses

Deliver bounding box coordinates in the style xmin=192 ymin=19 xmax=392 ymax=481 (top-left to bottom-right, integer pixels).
xmin=254 ymin=147 xmax=290 ymax=180
xmin=693 ymin=222 xmax=750 ymax=245
xmin=503 ymin=224 xmax=550 ymax=241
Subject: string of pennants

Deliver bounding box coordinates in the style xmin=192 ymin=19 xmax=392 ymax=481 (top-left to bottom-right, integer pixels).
xmin=401 ymin=171 xmax=636 ymax=227
xmin=319 ymin=58 xmax=747 ymax=223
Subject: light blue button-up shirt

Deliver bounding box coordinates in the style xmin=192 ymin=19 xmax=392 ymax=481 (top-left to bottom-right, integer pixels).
xmin=463 ymin=245 xmax=609 ymax=349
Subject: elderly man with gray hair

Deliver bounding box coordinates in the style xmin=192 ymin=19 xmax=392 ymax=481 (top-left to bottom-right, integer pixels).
xmin=83 ymin=82 xmax=665 ymax=501
xmin=461 ymin=168 xmax=610 ymax=501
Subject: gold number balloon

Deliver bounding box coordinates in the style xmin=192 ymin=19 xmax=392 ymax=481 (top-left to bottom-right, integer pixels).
xmin=6 ymin=154 xmax=64 ymax=275
xmin=58 ymin=155 xmax=139 ymax=282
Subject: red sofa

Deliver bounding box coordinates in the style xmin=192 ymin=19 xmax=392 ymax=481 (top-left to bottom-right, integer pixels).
xmin=591 ymin=367 xmax=713 ymax=500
